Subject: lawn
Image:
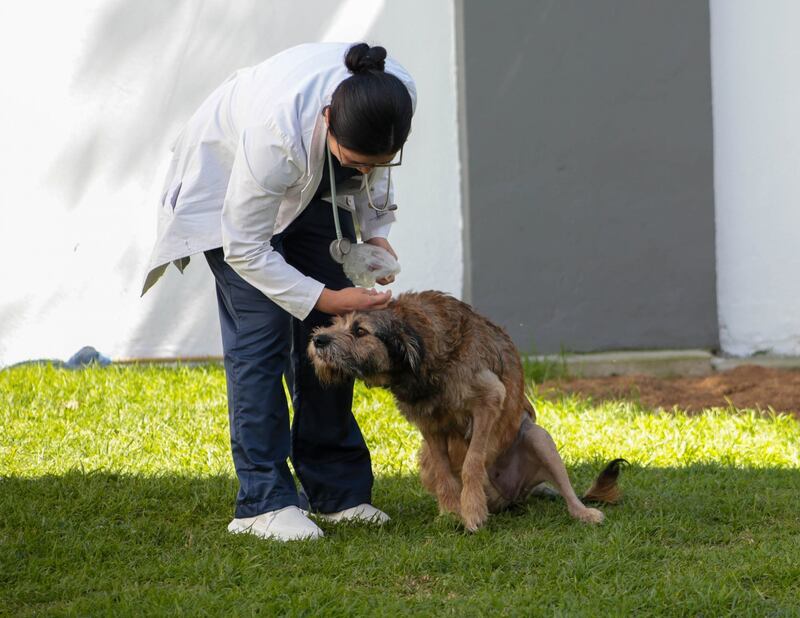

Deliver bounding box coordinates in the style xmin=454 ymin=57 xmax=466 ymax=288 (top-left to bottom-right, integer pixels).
xmin=2 ymin=364 xmax=800 ymax=617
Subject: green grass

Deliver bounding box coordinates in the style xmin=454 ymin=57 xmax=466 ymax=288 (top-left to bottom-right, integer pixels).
xmin=2 ymin=364 xmax=800 ymax=617
xmin=522 ymin=354 xmax=569 ymax=384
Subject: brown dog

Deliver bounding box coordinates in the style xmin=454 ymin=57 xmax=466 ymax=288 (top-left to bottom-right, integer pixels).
xmin=308 ymin=291 xmax=624 ymax=531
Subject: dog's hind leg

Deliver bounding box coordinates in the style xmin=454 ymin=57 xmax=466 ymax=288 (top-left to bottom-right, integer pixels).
xmin=523 ymin=424 xmax=605 ymax=524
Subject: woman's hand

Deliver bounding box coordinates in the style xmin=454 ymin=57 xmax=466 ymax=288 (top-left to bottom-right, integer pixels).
xmin=365 ymin=237 xmax=398 ymax=285
xmin=315 ymin=287 xmax=392 ymax=315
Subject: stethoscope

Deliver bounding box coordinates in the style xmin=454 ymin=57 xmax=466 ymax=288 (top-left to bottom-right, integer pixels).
xmin=327 ymin=138 xmax=397 ymax=264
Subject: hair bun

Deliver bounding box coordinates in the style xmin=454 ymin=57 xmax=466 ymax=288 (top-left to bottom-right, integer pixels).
xmin=344 ymin=43 xmax=387 ymax=74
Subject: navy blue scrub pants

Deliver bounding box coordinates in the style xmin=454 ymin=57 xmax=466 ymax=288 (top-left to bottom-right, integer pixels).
xmin=204 ymin=201 xmax=372 ymax=518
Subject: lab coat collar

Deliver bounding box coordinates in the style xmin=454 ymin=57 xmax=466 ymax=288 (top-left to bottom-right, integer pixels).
xmin=299 ymin=105 xmax=329 ymax=206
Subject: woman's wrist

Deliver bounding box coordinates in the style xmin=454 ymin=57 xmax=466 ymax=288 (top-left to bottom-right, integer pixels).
xmin=365 ymin=236 xmax=397 ymax=259
xmin=315 ymin=288 xmax=338 ymax=314
xmin=314 ymin=286 xmax=392 ymax=315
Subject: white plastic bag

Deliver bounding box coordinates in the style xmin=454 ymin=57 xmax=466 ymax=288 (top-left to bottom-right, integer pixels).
xmin=342 ymin=243 xmax=401 ymax=288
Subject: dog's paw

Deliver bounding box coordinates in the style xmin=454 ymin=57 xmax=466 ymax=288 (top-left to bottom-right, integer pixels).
xmin=460 ymin=491 xmax=489 ymax=533
xmin=571 ymin=507 xmax=605 ymax=525
xmin=461 ymin=510 xmax=488 ymax=533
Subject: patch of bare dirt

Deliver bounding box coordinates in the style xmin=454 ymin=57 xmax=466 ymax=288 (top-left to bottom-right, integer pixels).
xmin=539 ymin=365 xmax=800 ymax=417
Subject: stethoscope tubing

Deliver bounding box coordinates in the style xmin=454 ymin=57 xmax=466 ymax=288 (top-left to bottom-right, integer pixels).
xmin=326 ymin=141 xmax=396 ymax=263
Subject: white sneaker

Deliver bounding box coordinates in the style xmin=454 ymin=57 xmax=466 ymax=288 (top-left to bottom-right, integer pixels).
xmin=315 ymin=503 xmax=391 ymax=525
xmin=228 ymin=505 xmax=324 ymax=541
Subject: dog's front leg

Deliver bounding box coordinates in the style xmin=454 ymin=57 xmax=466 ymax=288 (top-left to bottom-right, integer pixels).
xmin=421 ymin=432 xmax=462 ymax=516
xmin=459 ymin=409 xmax=493 ymax=532
xmin=459 ymin=370 xmax=505 ymax=531
xmin=523 ymin=424 xmax=604 ymax=524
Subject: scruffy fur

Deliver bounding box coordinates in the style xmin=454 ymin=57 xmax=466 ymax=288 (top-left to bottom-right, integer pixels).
xmin=308 ymin=291 xmax=625 ymax=531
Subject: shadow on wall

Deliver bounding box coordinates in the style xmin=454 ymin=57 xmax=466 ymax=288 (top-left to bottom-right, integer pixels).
xmin=48 ymin=0 xmax=340 ymax=212
xmin=43 ymin=1 xmax=348 ymax=359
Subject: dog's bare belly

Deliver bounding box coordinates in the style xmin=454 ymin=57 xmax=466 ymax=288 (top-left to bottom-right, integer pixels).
xmin=486 ymin=415 xmax=536 ymax=511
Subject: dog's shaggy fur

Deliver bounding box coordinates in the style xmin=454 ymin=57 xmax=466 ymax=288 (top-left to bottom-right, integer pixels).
xmin=308 ymin=291 xmax=624 ymax=531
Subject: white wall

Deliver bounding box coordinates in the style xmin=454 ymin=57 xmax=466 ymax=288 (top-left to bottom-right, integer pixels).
xmin=0 ymin=0 xmax=462 ymax=365
xmin=711 ymin=0 xmax=800 ymax=356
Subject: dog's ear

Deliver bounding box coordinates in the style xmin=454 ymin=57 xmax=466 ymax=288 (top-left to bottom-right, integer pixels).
xmin=399 ymin=324 xmax=423 ymax=374
xmin=380 ymin=313 xmax=425 ymax=375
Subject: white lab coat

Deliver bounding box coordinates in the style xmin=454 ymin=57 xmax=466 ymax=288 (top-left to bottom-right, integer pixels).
xmin=141 ymin=43 xmax=417 ymax=320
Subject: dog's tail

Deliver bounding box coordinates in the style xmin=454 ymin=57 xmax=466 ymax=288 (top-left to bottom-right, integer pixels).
xmin=582 ymin=458 xmax=628 ymax=504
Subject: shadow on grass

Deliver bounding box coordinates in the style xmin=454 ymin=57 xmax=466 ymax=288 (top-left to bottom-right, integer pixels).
xmin=2 ymin=463 xmax=799 ymax=543
xmin=2 ymin=465 xmax=800 ymax=615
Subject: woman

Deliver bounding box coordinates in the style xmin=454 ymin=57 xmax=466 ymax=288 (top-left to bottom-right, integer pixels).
xmin=142 ymin=42 xmax=416 ymax=541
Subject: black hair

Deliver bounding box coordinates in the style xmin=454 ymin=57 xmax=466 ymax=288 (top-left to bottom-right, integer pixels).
xmin=327 ymin=43 xmax=413 ymax=156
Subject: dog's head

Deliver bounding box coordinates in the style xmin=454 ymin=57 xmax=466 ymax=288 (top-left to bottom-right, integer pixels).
xmin=307 ymin=307 xmax=424 ymax=387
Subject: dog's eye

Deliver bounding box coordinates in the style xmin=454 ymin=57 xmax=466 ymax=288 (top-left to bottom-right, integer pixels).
xmin=355 ymin=326 xmax=369 ymax=338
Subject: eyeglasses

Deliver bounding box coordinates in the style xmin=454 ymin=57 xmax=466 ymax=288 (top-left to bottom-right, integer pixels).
xmin=335 ymin=141 xmax=404 ymax=170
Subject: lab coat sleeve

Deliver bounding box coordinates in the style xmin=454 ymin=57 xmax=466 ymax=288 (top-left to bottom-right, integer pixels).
xmin=354 ymin=166 xmax=397 ymax=240
xmin=221 ymin=127 xmax=325 ymax=320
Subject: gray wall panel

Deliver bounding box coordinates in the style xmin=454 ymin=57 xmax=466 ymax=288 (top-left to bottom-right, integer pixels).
xmin=461 ymin=0 xmax=717 ymax=353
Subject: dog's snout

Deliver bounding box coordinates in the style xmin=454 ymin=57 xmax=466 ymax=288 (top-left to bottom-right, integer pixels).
xmin=313 ymin=333 xmax=332 ymax=348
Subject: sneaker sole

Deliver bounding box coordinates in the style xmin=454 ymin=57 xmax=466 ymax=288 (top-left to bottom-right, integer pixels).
xmin=227 ymin=519 xmax=323 ymax=542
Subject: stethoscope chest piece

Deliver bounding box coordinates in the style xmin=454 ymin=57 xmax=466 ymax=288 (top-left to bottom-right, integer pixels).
xmin=329 ymin=237 xmax=351 ymax=264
